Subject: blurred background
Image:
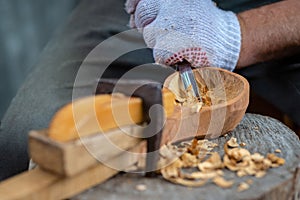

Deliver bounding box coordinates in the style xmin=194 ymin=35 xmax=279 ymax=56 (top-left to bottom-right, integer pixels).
xmin=0 ymin=0 xmax=79 ymax=120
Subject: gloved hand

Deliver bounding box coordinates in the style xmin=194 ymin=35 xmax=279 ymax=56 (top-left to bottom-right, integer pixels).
xmin=125 ymin=0 xmax=241 ymax=71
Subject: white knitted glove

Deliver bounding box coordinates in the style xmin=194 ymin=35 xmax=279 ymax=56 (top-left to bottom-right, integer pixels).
xmin=125 ymin=0 xmax=241 ymax=71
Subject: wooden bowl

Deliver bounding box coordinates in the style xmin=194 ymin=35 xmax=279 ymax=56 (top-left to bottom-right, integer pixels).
xmin=162 ymin=67 xmax=249 ymax=143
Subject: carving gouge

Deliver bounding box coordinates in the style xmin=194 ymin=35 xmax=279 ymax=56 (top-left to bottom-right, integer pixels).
xmin=176 ymin=61 xmax=202 ymax=102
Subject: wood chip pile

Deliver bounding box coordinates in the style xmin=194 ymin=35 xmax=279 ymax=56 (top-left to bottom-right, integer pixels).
xmin=158 ymin=137 xmax=285 ymax=191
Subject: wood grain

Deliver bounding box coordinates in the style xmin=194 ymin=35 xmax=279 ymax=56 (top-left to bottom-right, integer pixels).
xmin=29 ymin=125 xmax=144 ymax=176
xmin=162 ymin=67 xmax=249 ymax=142
xmin=0 ymin=141 xmax=145 ymax=200
xmin=48 ymin=89 xmax=175 ymax=142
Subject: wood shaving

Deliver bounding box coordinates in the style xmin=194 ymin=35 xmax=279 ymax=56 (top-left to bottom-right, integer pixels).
xmin=238 ymin=182 xmax=250 ymax=192
xmin=198 ymin=152 xmax=223 ymax=172
xmin=275 ymin=149 xmax=281 ymax=153
xmin=227 ymin=137 xmax=239 ymax=148
xmin=135 ymin=184 xmax=147 ymax=191
xmin=251 ymin=153 xmax=264 ymax=162
xmin=160 ymin=159 xmax=183 ymax=179
xmin=181 ymin=153 xmax=198 ymax=167
xmin=240 ymin=142 xmax=246 ymax=147
xmin=166 ymin=177 xmax=208 ymax=187
xmin=267 ymin=153 xmax=285 ymax=166
xmin=213 ymin=176 xmax=234 ymax=188
xmin=190 ymin=102 xmax=203 ymax=113
xmin=159 ymin=137 xmax=285 ymax=192
xmin=187 ymin=138 xmax=199 ymax=156
xmin=255 ymin=171 xmax=266 ymax=178
xmin=246 ymin=179 xmax=253 ymax=185
xmin=166 ymin=72 xmax=225 ymax=111
xmin=183 ymin=170 xmax=222 ymax=180
xmin=223 ymin=140 xmax=285 ymax=179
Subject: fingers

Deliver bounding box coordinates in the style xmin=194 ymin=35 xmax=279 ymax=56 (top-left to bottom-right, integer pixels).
xmin=129 ymin=14 xmax=137 ymax=28
xmin=135 ymin=0 xmax=161 ymax=28
xmin=125 ymin=0 xmax=141 ymax=14
xmin=147 ymin=29 xmax=210 ymax=67
xmin=126 ymin=0 xmax=240 ymax=70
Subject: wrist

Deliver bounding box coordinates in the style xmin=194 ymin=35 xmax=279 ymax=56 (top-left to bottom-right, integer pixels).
xmin=212 ymin=10 xmax=241 ymax=71
xmin=236 ymin=13 xmax=256 ymax=68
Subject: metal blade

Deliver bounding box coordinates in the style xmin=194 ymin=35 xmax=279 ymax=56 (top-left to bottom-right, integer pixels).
xmin=176 ymin=61 xmax=202 ymax=102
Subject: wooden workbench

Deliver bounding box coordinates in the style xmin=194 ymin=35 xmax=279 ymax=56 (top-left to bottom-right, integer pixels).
xmin=72 ymin=114 xmax=300 ymax=200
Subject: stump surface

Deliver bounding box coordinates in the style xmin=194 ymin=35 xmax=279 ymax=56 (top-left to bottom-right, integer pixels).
xmin=73 ymin=114 xmax=300 ymax=200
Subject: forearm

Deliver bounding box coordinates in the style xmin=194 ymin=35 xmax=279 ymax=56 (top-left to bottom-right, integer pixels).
xmin=236 ymin=0 xmax=300 ymax=68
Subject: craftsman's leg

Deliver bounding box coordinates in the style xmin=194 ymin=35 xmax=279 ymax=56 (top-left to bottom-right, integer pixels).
xmin=0 ymin=0 xmax=174 ymax=180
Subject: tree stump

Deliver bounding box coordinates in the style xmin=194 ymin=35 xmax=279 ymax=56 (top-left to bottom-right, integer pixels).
xmin=73 ymin=114 xmax=300 ymax=200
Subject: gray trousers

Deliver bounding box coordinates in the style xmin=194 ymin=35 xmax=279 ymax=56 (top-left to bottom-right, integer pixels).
xmin=0 ymin=0 xmax=299 ymax=180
